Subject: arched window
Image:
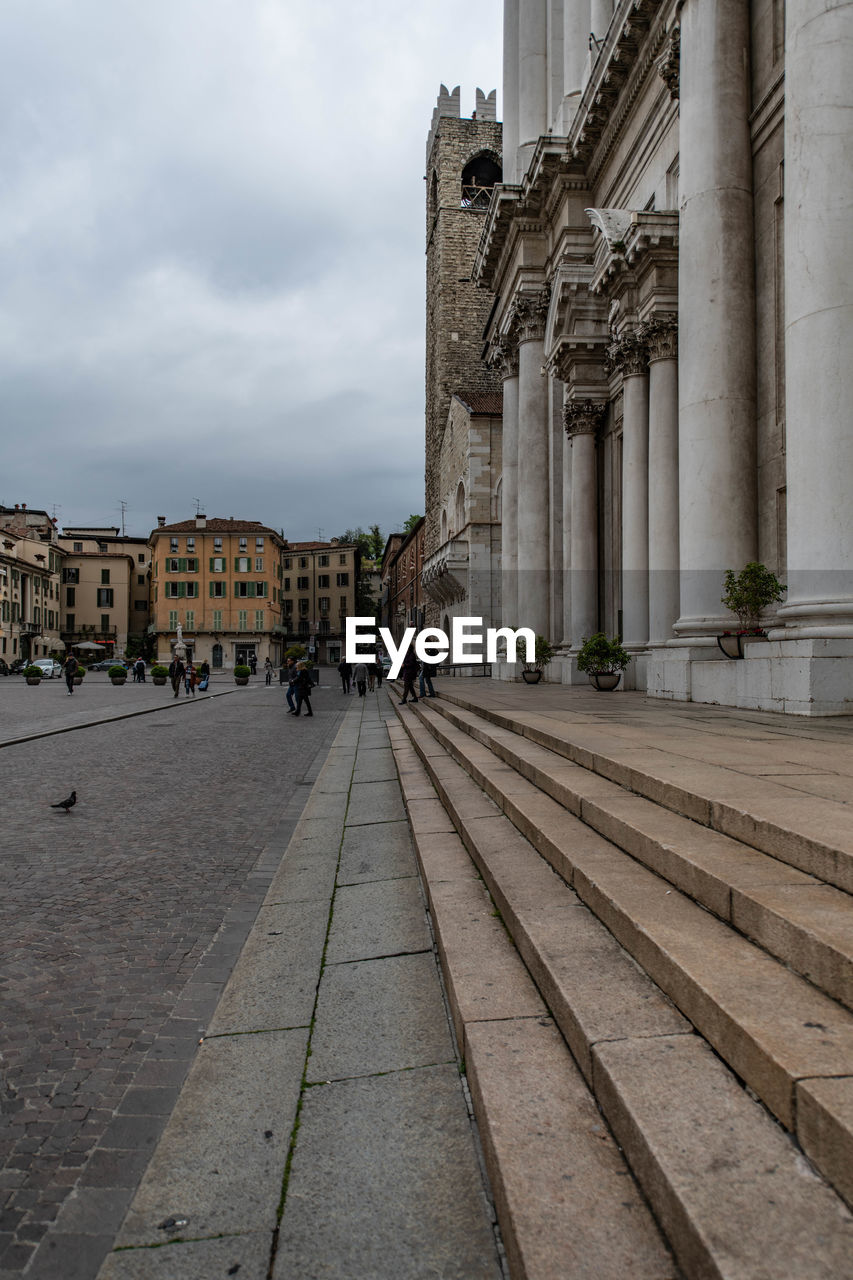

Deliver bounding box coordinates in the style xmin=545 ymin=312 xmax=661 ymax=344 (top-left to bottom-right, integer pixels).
xmin=455 ymin=481 xmax=466 ymax=534
xmin=440 ymin=510 xmax=448 ymax=544
xmin=461 ymin=153 xmax=502 ymax=208
xmin=212 ymin=643 xmax=223 ymax=669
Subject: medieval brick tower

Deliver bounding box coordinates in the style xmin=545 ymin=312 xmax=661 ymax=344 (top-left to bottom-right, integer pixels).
xmin=424 ymin=86 xmax=502 ymax=561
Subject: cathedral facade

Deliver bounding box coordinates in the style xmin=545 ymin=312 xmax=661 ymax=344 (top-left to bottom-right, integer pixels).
xmin=461 ymin=0 xmax=852 ymax=714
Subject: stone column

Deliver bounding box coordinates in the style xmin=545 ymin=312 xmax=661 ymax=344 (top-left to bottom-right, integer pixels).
xmin=778 ymin=0 xmax=853 ymax=633
xmin=518 ymin=0 xmax=549 ymax=177
xmin=561 ymin=407 xmax=573 ymax=648
xmin=516 ymin=290 xmax=551 ymax=638
xmin=675 ymin=0 xmax=756 ymax=637
xmin=565 ymin=401 xmax=606 ymax=648
xmin=563 ymin=0 xmax=587 ymax=100
xmin=642 ymin=317 xmax=679 ymax=644
xmin=608 ymin=334 xmax=649 ymax=650
xmin=496 ymin=340 xmax=520 ymax=627
xmin=503 ymin=0 xmax=520 ymax=184
xmin=590 ymin=0 xmax=613 ymax=43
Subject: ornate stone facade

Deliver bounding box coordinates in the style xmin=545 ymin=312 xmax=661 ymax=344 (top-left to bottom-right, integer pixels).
xmin=458 ymin=0 xmax=853 ymax=714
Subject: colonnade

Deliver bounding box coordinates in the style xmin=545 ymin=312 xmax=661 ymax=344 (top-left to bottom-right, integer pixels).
xmin=497 ymin=0 xmax=853 ymax=699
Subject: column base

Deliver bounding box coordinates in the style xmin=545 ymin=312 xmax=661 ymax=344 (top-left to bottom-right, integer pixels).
xmin=647 ymin=638 xmax=853 ymax=715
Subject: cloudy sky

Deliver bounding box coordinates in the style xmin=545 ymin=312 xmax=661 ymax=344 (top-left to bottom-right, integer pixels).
xmin=0 ymin=1 xmax=501 ymax=541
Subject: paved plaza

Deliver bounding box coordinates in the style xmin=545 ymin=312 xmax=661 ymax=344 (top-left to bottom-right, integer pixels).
xmin=0 ymin=673 xmax=346 ymax=1278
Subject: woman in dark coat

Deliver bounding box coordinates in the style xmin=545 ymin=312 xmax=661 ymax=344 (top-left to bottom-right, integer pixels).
xmin=294 ymin=662 xmax=314 ymax=717
xmin=399 ymin=648 xmax=419 ymax=705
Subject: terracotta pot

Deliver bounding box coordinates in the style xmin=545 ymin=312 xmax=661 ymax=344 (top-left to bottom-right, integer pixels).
xmin=521 ymin=670 xmax=542 ymax=684
xmin=588 ymin=671 xmax=621 ymax=691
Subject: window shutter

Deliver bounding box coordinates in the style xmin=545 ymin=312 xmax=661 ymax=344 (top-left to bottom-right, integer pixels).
xmin=179 ymin=558 xmax=186 ymax=571
xmin=261 ymin=582 xmax=267 ymax=597
xmin=209 ymin=583 xmax=214 ymax=597
xmin=209 ymin=557 xmax=214 ymax=572
xmin=178 ymin=582 xmax=185 ymax=598
xmin=248 ymin=582 xmax=256 ymax=598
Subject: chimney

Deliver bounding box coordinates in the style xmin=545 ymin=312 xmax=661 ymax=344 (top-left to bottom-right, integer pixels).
xmin=195 ymin=514 xmax=207 ymax=529
xmin=157 ymin=516 xmax=166 ymax=527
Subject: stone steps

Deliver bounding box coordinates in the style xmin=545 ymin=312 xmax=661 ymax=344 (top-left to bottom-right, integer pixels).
xmin=437 ymin=688 xmax=853 ymax=895
xmin=385 ymin=708 xmax=853 ymax=1279
xmin=427 ymin=698 xmax=853 ymax=1012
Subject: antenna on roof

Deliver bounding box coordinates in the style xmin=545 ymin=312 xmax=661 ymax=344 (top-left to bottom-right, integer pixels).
xmin=194 ymin=497 xmax=203 ymax=516
xmin=118 ymin=499 xmax=128 ymax=536
xmin=317 ymin=527 xmax=324 ymax=541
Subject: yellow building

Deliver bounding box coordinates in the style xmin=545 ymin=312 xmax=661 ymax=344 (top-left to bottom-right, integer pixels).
xmin=280 ymin=540 xmax=359 ymax=666
xmin=58 ymin=527 xmax=151 ymax=658
xmin=149 ymin=516 xmax=286 ymax=669
xmin=0 ymin=504 xmax=64 ymax=664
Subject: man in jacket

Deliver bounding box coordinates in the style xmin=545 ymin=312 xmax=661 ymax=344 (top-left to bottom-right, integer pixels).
xmin=399 ymin=647 xmax=419 ymax=705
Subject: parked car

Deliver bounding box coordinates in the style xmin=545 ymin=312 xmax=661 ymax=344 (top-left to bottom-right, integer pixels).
xmin=89 ymin=657 xmax=127 ymax=671
xmin=30 ymin=658 xmax=62 ymax=679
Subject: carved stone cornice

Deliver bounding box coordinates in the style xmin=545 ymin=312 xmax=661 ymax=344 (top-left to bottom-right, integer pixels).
xmin=656 ymin=25 xmax=680 ymax=100
xmin=488 ymin=336 xmax=520 ymax=380
xmin=640 ymin=315 xmax=678 ymax=361
xmin=606 ymin=332 xmax=649 ymax=378
xmin=512 ymin=285 xmax=551 ymax=345
xmin=564 ymin=400 xmax=608 ymax=438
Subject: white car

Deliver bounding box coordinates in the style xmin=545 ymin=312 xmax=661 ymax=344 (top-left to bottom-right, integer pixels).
xmin=32 ymin=658 xmax=62 ymax=679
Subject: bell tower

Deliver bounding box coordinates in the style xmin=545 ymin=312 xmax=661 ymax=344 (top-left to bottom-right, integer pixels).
xmin=424 ymin=86 xmax=502 ymax=560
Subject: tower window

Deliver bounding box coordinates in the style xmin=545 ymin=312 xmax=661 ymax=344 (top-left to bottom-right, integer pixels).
xmin=461 ymin=154 xmax=502 ymax=209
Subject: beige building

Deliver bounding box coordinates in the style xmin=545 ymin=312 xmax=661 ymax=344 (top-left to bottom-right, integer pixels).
xmin=149 ymin=516 xmax=286 ymax=669
xmin=461 ymin=0 xmax=853 ymax=715
xmin=58 ymin=528 xmax=150 ymax=658
xmin=0 ymin=505 xmax=64 ymax=664
xmin=280 ymin=540 xmax=359 ymax=666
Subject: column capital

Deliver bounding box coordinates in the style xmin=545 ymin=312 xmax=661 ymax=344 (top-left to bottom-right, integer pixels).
xmin=639 ymin=314 xmax=678 ymax=362
xmin=564 ymin=399 xmax=607 ymax=438
xmin=511 ymin=285 xmax=551 ymax=344
xmin=488 ymin=336 xmax=520 ymax=380
xmin=606 ymin=332 xmax=649 ymax=378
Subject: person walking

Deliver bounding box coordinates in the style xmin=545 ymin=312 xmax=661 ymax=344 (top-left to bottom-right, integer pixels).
xmin=374 ymin=659 xmax=384 ymax=688
xmin=337 ymin=659 xmax=352 ymax=694
xmin=134 ymin=657 xmax=146 ymax=683
xmin=419 ymin=662 xmax=436 ymax=698
xmin=353 ymin=661 xmax=368 ymax=697
xmin=184 ymin=661 xmax=197 ymax=696
xmin=169 ymin=655 xmax=185 ymax=698
xmin=264 ymin=657 xmax=274 ymax=686
xmin=285 ymin=658 xmax=299 ymax=713
xmin=399 ymin=647 xmax=419 ymax=704
xmin=367 ymin=659 xmax=376 ymax=693
xmin=293 ymin=662 xmax=314 ymax=717
xmin=249 ymin=653 xmax=257 ymax=676
xmin=64 ymin=652 xmax=78 ymax=696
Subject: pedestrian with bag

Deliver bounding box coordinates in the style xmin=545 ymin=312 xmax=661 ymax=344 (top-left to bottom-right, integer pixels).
xmin=168 ymin=656 xmax=185 ymax=698
xmin=264 ymin=657 xmax=274 ymax=686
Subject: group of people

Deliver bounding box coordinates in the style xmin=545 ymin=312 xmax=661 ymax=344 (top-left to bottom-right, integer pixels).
xmin=279 ymin=657 xmax=315 ymax=716
xmin=167 ymin=657 xmax=210 ymax=697
xmin=337 ymin=654 xmax=436 ymax=704
xmin=337 ymin=658 xmax=385 ymax=697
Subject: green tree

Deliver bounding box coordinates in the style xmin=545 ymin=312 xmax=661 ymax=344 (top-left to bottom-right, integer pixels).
xmin=403 ymin=513 xmax=422 ymax=535
xmin=368 ymin=523 xmax=384 ymax=559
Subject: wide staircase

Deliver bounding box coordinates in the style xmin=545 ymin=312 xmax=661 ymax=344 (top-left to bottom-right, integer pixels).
xmin=383 ymin=680 xmax=853 ymax=1279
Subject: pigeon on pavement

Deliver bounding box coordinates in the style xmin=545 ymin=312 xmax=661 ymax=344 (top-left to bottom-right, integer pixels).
xmin=50 ymin=790 xmax=77 ymax=814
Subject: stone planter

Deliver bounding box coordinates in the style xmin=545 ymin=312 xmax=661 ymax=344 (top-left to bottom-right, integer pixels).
xmin=521 ymin=670 xmax=542 ymax=684
xmin=152 ymin=676 xmax=167 ymax=686
xmin=25 ymin=676 xmax=41 ymax=686
xmin=73 ymin=676 xmax=83 ymax=686
xmin=716 ymin=633 xmax=745 ymax=660
xmin=110 ymin=676 xmax=127 ymax=686
xmin=588 ymin=671 xmax=622 ymax=692
xmin=235 ymin=676 xmax=249 ymax=686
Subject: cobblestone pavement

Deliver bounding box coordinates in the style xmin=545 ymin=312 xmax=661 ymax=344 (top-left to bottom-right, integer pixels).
xmin=0 ymin=676 xmax=348 ymax=1278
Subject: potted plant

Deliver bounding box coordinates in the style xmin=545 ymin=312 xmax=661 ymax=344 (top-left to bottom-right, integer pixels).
xmin=73 ymin=664 xmax=85 ymax=686
xmin=234 ymin=663 xmax=251 ymax=686
xmin=108 ymin=664 xmax=128 ymax=685
xmin=576 ymin=633 xmax=632 ymax=691
xmin=150 ymin=664 xmax=169 ymax=686
xmin=718 ymin=562 xmax=786 ymax=659
xmin=522 ymin=635 xmax=555 ymax=684
xmin=24 ymin=665 xmax=43 ymax=686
